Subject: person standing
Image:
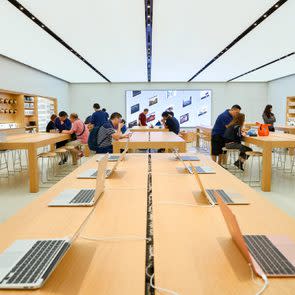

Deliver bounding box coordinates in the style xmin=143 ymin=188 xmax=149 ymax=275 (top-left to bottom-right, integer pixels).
xmin=262 ymin=104 xmax=276 ymax=132
xmin=95 ymin=112 xmax=129 ymax=154
xmin=102 ymin=108 xmax=109 ymax=119
xmin=161 ymin=111 xmax=180 ymax=134
xmin=46 ymin=114 xmax=57 ymax=133
xmin=90 ymin=103 xmax=108 ymax=128
xmin=211 ymin=105 xmax=241 ymax=165
xmin=138 ymin=108 xmax=149 ymax=126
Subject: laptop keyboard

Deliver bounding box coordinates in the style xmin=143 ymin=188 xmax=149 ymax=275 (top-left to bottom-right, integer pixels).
xmin=0 ymin=240 xmax=69 ymax=285
xmin=196 ymin=166 xmax=205 ymax=173
xmin=91 ymin=171 xmax=98 ymax=177
xmin=181 ymin=156 xmax=199 ymax=161
xmin=206 ymin=189 xmax=234 ymax=204
xmin=70 ymin=189 xmax=95 ymax=204
xmin=244 ymin=235 xmax=295 ymax=275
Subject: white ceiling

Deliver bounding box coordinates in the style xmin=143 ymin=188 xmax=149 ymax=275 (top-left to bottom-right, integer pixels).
xmin=0 ymin=0 xmax=294 ymax=83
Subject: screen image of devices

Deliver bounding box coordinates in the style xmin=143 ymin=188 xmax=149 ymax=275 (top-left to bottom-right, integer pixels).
xmin=126 ymin=90 xmax=211 ymax=128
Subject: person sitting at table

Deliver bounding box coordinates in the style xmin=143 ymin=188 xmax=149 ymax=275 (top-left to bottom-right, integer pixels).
xmin=262 ymin=104 xmax=276 ymax=132
xmin=95 ymin=112 xmax=129 ymax=154
xmin=62 ymin=113 xmax=89 ymax=165
xmin=46 ymin=114 xmax=57 ymax=133
xmin=54 ymin=111 xmax=72 ymax=164
xmin=224 ymin=113 xmax=252 ymax=171
xmin=161 ymin=111 xmax=180 ymax=134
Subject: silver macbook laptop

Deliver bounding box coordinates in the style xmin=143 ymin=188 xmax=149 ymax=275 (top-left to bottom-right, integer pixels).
xmin=48 ymin=155 xmax=107 ymax=207
xmin=190 ymin=163 xmax=249 ymax=205
xmin=173 ymin=150 xmax=199 ymax=161
xmin=108 ymin=138 xmax=130 ymax=161
xmin=78 ymin=149 xmax=127 ymax=179
xmin=0 ymin=204 xmax=96 ymax=289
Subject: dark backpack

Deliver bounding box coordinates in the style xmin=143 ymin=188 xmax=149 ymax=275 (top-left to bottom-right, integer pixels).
xmin=88 ymin=126 xmax=100 ymax=151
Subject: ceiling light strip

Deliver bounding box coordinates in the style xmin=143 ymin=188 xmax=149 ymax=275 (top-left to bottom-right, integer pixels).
xmin=145 ymin=0 xmax=153 ymax=82
xmin=227 ymin=51 xmax=295 ymax=82
xmin=7 ymin=0 xmax=111 ymax=83
xmin=187 ymin=0 xmax=288 ymax=82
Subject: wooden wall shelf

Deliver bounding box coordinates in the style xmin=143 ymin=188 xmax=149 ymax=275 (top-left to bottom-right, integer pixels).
xmin=0 ymin=89 xmax=58 ymax=133
xmin=286 ymin=96 xmax=295 ymax=125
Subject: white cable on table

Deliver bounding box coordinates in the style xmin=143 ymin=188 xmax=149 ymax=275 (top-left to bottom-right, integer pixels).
xmin=158 ymin=200 xmax=214 ymax=208
xmin=150 ymin=273 xmax=180 ymax=295
xmin=80 ymin=235 xmax=151 ymax=242
xmin=248 ymin=264 xmax=269 ymax=295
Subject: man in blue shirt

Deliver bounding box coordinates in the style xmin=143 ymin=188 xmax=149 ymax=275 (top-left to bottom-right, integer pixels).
xmin=211 ymin=105 xmax=241 ymax=165
xmin=162 ymin=111 xmax=180 ymax=134
xmin=90 ymin=103 xmax=108 ymax=128
xmin=54 ymin=111 xmax=72 ymax=164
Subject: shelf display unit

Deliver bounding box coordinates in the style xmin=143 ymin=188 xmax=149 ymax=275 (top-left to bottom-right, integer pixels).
xmin=286 ymin=96 xmax=295 ymax=125
xmin=0 ymin=89 xmax=58 ymax=133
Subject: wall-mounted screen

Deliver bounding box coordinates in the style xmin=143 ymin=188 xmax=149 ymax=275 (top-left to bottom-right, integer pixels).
xmin=126 ymin=90 xmax=211 ymax=128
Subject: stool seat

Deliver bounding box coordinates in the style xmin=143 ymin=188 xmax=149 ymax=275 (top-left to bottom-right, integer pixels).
xmin=222 ymin=147 xmax=240 ymax=152
xmin=246 ymin=151 xmax=263 ymax=156
xmin=38 ymin=152 xmax=57 ymax=158
xmin=64 ymin=146 xmax=75 ymax=150
xmin=55 ymin=148 xmax=67 ymax=153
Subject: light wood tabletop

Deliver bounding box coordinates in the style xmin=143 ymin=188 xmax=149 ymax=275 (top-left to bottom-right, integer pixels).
xmin=113 ymin=131 xmax=186 ymax=153
xmin=0 ymin=133 xmax=71 ymax=193
xmin=194 ymin=125 xmax=295 ymax=192
xmin=0 ymin=153 xmax=148 ymax=295
xmin=130 ymin=126 xmax=168 ymax=132
xmin=151 ymin=153 xmax=295 ymax=295
xmin=275 ymin=125 xmax=295 ymax=134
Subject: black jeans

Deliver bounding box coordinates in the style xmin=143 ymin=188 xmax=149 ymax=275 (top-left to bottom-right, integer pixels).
xmin=225 ymin=142 xmax=252 ymax=160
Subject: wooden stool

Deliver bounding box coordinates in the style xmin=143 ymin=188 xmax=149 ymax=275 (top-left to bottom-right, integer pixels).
xmin=82 ymin=144 xmax=91 ymax=157
xmin=0 ymin=150 xmax=9 ymax=178
xmin=244 ymin=151 xmax=263 ymax=187
xmin=38 ymin=152 xmax=57 ymax=183
xmin=222 ymin=147 xmax=241 ymax=173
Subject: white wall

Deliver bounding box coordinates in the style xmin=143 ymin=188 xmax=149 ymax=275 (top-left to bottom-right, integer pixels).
xmin=69 ymin=82 xmax=268 ymax=124
xmin=268 ymin=75 xmax=295 ymax=124
xmin=0 ymin=55 xmax=70 ymax=111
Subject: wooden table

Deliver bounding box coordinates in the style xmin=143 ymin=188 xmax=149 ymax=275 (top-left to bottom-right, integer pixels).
xmin=276 ymin=125 xmax=295 ymax=134
xmin=244 ymin=133 xmax=295 ymax=192
xmin=0 ymin=133 xmax=70 ymax=193
xmin=152 ymin=153 xmax=295 ymax=295
xmin=195 ymin=125 xmax=212 ymax=147
xmin=113 ymin=131 xmax=186 ymax=153
xmin=130 ymin=126 xmax=168 ymax=132
xmin=0 ymin=154 xmax=148 ymax=295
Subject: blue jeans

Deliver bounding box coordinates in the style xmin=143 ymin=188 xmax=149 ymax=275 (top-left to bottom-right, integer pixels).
xmin=96 ymin=146 xmax=113 ymax=154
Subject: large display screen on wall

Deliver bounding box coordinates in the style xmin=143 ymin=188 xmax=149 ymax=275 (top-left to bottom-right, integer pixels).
xmin=126 ymin=90 xmax=211 ymax=128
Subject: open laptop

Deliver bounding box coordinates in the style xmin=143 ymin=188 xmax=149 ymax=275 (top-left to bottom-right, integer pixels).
xmin=173 ymin=150 xmax=200 ymax=161
xmin=48 ymin=155 xmax=107 ymax=207
xmin=176 ymin=154 xmax=215 ymax=174
xmin=190 ymin=163 xmax=249 ymax=205
xmin=78 ymin=150 xmax=126 ymax=179
xmin=218 ymin=196 xmax=295 ymax=277
xmin=0 ymin=202 xmax=96 ymax=289
xmin=108 ymin=137 xmax=130 ymax=161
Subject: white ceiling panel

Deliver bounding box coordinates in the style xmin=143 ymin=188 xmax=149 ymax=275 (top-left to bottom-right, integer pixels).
xmin=20 ymin=0 xmax=147 ymax=82
xmin=152 ymin=0 xmax=277 ymax=82
xmin=234 ymin=54 xmax=295 ymax=82
xmin=0 ymin=1 xmax=104 ymax=82
xmin=195 ymin=0 xmax=295 ymax=82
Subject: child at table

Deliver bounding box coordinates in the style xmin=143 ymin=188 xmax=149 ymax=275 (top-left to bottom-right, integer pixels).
xmin=223 ymin=113 xmax=252 ymax=171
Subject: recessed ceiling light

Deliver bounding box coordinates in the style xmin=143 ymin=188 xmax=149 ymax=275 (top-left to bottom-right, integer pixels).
xmin=32 ymin=17 xmax=35 ymax=20
xmin=20 ymin=6 xmax=23 ymax=10
xmin=41 ymin=25 xmax=44 ymax=28
xmin=264 ymin=14 xmax=267 ymax=18
xmin=147 ymin=15 xmax=150 ymax=18
xmin=275 ymin=4 xmax=279 ymax=7
xmin=254 ymin=23 xmax=257 ymax=26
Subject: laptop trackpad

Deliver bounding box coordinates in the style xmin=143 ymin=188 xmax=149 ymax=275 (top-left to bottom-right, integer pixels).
xmin=226 ymin=192 xmax=248 ymax=204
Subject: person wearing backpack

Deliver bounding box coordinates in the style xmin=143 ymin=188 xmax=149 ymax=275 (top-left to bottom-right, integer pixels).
xmin=89 ymin=112 xmax=129 ymax=154
xmin=62 ymin=113 xmax=89 ymax=164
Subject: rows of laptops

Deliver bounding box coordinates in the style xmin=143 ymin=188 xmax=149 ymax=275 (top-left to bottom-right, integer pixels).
xmin=173 ymin=150 xmax=295 ymax=281
xmin=0 ymin=142 xmax=129 ymax=289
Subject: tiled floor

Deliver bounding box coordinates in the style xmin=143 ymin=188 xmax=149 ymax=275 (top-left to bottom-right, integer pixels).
xmin=0 ymin=146 xmax=295 ymax=224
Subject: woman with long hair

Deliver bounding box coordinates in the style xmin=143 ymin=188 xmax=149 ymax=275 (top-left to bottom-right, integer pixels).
xmin=223 ymin=113 xmax=252 ymax=170
xmin=262 ymin=104 xmax=276 ymax=131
